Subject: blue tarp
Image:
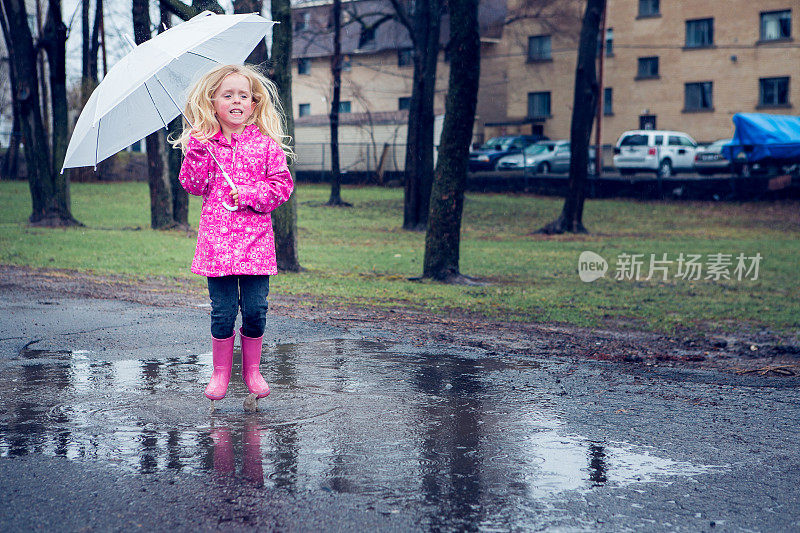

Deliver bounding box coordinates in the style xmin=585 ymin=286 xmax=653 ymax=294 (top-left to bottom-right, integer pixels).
xmin=722 ymin=113 xmax=800 ymax=164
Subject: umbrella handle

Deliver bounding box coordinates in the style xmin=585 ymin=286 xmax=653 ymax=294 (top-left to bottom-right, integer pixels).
xmin=221 ymin=170 xmax=238 ymax=212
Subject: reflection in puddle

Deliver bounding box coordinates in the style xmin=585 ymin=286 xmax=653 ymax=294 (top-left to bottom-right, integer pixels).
xmin=0 ymin=339 xmax=717 ymax=527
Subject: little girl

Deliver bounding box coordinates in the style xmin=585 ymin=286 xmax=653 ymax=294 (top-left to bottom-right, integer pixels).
xmin=174 ymin=64 xmax=294 ymax=411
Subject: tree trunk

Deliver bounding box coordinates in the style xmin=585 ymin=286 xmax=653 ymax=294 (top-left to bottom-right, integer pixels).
xmin=402 ymin=0 xmax=440 ymax=231
xmin=167 ymin=116 xmax=187 ymax=225
xmin=267 ymin=0 xmax=301 ymax=271
xmin=537 ymin=0 xmax=605 ymax=235
xmin=1 ymin=0 xmax=79 ymax=226
xmin=133 ymin=0 xmax=174 ymax=229
xmin=1 ymin=98 xmax=21 ymax=181
xmin=80 ymin=0 xmax=92 ymax=102
xmin=89 ymin=0 xmax=102 ymax=81
xmin=422 ymin=0 xmax=479 ymax=282
xmin=42 ymin=0 xmax=70 ymax=212
xmin=72 ymin=0 xmax=99 ymax=183
xmin=326 ymin=0 xmax=347 ymax=206
xmin=159 ymin=6 xmax=189 ymax=228
xmin=234 ymin=0 xmax=268 ymax=66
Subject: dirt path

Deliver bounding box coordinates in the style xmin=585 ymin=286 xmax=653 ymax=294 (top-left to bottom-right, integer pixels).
xmin=2 ymin=264 xmax=798 ymax=376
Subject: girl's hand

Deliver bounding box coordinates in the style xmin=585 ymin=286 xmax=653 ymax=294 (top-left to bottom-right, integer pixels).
xmin=190 ymin=128 xmax=210 ymax=143
xmin=230 ymin=188 xmax=239 ymax=207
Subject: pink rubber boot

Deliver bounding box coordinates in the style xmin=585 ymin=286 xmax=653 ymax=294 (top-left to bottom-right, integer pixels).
xmin=240 ymin=328 xmax=270 ymax=399
xmin=204 ymin=333 xmax=234 ymax=400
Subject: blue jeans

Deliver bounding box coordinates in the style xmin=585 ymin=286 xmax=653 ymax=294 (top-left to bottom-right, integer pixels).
xmin=207 ymin=275 xmax=270 ymax=339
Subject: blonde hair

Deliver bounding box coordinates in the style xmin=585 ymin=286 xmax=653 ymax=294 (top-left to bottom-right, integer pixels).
xmin=172 ymin=64 xmax=294 ymax=160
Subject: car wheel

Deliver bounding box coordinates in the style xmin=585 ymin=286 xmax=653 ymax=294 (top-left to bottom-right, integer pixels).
xmin=538 ymin=162 xmax=551 ymax=175
xmin=657 ymin=159 xmax=672 ymax=179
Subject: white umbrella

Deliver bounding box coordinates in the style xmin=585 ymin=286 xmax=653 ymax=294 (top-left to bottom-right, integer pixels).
xmin=62 ymin=11 xmax=276 ymax=211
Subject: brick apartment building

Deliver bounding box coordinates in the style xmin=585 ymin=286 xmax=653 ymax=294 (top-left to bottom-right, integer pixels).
xmin=601 ymin=0 xmax=796 ymax=144
xmin=291 ymin=0 xmax=797 ymax=169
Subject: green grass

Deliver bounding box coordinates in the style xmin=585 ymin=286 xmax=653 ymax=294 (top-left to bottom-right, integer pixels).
xmin=1 ymin=181 xmax=798 ymax=334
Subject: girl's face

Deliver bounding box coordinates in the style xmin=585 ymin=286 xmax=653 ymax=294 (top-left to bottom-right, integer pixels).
xmin=212 ymin=73 xmax=254 ymax=135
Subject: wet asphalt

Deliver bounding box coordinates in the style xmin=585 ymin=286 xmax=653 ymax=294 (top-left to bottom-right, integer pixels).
xmin=0 ymin=287 xmax=798 ymax=532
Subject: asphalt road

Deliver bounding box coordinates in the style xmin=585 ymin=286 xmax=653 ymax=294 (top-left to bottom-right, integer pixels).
xmin=1 ymin=286 xmax=798 ymax=532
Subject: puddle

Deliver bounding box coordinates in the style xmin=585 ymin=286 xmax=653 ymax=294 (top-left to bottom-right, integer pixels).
xmin=0 ymin=338 xmax=718 ymax=525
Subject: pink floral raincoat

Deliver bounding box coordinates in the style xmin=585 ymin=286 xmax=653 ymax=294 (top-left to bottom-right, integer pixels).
xmin=178 ymin=124 xmax=293 ymax=277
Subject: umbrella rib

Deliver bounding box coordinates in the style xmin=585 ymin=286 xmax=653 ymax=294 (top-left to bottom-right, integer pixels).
xmin=95 ymin=118 xmax=100 ymax=170
xmin=186 ymin=50 xmax=221 ymax=64
xmin=142 ymin=80 xmax=170 ymax=130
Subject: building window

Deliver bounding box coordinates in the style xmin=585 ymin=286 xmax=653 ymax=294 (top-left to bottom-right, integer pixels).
xmin=398 ymin=48 xmax=413 ymax=67
xmin=358 ymin=26 xmax=376 ymax=48
xmin=686 ymin=18 xmax=714 ymax=48
xmin=528 ymin=35 xmax=552 ymax=61
xmin=603 ymin=87 xmax=613 ymax=115
xmin=605 ymin=28 xmax=614 ymax=55
xmin=295 ymin=12 xmax=310 ymax=31
xmin=760 ymin=10 xmax=791 ymax=41
xmin=638 ymin=0 xmax=660 ymax=17
xmin=298 ymin=103 xmax=311 ymax=117
xmin=527 ymin=91 xmax=551 ymax=118
xmin=636 ymin=57 xmax=659 ymax=78
xmin=759 ymin=77 xmax=790 ymax=106
xmin=342 ymin=55 xmax=351 ymax=71
xmin=338 ymin=101 xmax=351 ymax=113
xmin=398 ymin=97 xmax=411 ymax=110
xmin=684 ymin=82 xmax=713 ymax=111
xmin=297 ymin=58 xmax=311 ymax=75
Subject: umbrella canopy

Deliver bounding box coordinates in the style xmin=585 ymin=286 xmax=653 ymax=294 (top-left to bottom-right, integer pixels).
xmin=62 ymin=11 xmax=275 ymax=171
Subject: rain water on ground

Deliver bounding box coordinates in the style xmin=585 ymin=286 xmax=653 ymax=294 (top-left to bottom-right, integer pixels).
xmin=0 ymin=339 xmax=716 ymax=529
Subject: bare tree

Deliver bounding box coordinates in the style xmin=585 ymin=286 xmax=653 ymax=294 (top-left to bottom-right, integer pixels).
xmin=267 ymin=0 xmax=301 ymax=271
xmin=233 ymin=0 xmax=267 ymax=65
xmin=89 ymin=0 xmax=104 ymax=80
xmin=389 ymin=0 xmax=441 ymax=231
xmin=326 ymin=0 xmax=351 ymax=206
xmin=41 ymin=0 xmax=70 ymax=203
xmin=74 ymin=0 xmax=108 ymax=183
xmin=0 ymin=0 xmax=80 ymax=226
xmin=159 ymin=0 xmax=226 ymax=228
xmin=422 ymin=0 xmax=480 ymax=282
xmin=537 ymin=0 xmax=605 ymax=234
xmin=295 ymin=0 xmax=442 ymax=223
xmin=132 ymin=0 xmax=174 ymax=229
xmin=1 ymin=53 xmax=22 ymax=180
xmin=159 ymin=7 xmax=189 ymax=229
xmin=232 ymin=0 xmax=301 ymax=269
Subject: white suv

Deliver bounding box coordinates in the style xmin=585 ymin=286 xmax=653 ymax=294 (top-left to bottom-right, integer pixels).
xmin=613 ymin=130 xmax=699 ymax=178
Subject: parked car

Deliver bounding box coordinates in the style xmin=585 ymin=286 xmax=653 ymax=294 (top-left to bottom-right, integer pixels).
xmin=694 ymin=138 xmax=768 ymax=177
xmin=468 ymin=135 xmax=547 ymax=171
xmin=694 ymin=138 xmax=733 ymax=175
xmin=722 ymin=113 xmax=800 ymax=178
xmin=613 ymin=130 xmax=698 ymax=178
xmin=497 ymin=140 xmax=596 ymax=174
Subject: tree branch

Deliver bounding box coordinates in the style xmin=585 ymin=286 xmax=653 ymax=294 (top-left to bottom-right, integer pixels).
xmin=158 ymin=0 xmax=223 ymax=22
xmin=387 ymin=0 xmax=414 ymax=42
